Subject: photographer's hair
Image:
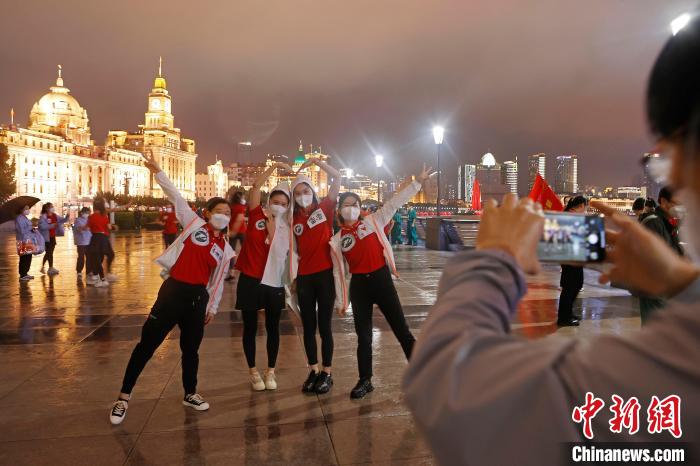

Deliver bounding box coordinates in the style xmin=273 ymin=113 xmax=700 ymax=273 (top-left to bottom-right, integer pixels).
xmin=632 ymin=197 xmax=646 ymax=212
xmin=647 ymin=15 xmax=700 ymax=152
xmin=564 ymin=196 xmax=588 ymax=212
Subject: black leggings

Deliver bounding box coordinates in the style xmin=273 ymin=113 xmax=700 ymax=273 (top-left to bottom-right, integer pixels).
xmin=76 ymin=245 xmax=89 ymax=273
xmin=42 ymin=237 xmax=56 ymax=268
xmin=350 ymin=266 xmax=415 ymax=379
xmin=297 ymin=268 xmax=335 ymax=367
xmin=237 ymin=274 xmax=284 ymax=369
xmin=558 ymin=265 xmax=584 ymax=321
xmin=163 ymin=233 xmax=177 ymax=248
xmin=121 ymin=278 xmax=208 ymax=395
xmin=88 ymin=233 xmax=115 ymax=279
xmin=19 ymin=254 xmax=32 ymax=277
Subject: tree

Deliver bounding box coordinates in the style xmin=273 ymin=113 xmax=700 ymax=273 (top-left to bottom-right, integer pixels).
xmin=0 ymin=143 xmax=16 ymax=204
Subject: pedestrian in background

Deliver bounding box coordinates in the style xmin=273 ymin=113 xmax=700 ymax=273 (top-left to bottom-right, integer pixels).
xmin=133 ymin=208 xmax=143 ymax=231
xmin=557 ymin=196 xmax=587 ymax=327
xmin=637 ymin=186 xmax=685 ymax=323
xmin=73 ymin=206 xmax=92 ymax=279
xmin=38 ymin=202 xmax=68 ymax=276
xmin=405 ymin=205 xmax=418 ymax=246
xmin=159 ymin=204 xmax=178 ymax=248
xmin=390 ymin=209 xmax=403 ymax=245
xmin=15 ymin=204 xmax=35 ymax=281
xmin=87 ymin=198 xmax=115 ymax=287
xmin=226 ymin=191 xmax=247 ymax=281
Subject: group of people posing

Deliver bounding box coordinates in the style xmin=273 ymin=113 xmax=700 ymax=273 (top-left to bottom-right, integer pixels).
xmin=108 ymin=149 xmax=434 ymax=425
xmin=15 ymin=199 xmax=117 ymax=286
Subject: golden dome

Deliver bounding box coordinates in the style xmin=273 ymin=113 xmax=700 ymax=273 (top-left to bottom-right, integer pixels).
xmin=28 ymin=65 xmax=91 ymax=144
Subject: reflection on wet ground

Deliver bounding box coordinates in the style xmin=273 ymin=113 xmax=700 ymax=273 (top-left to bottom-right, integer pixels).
xmin=0 ymin=230 xmax=639 ymax=465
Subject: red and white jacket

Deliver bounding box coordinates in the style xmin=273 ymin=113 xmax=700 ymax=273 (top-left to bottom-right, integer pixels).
xmin=330 ymin=180 xmax=422 ymax=312
xmin=153 ymin=171 xmax=235 ymax=316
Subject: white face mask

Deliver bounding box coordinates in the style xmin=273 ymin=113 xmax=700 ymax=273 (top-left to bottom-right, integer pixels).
xmin=209 ymin=213 xmax=230 ymax=230
xmin=341 ymin=206 xmax=361 ymax=222
xmin=166 ymin=207 xmax=172 ymax=213
xmin=296 ymin=194 xmax=313 ymax=208
xmin=81 ymin=213 xmax=89 ymax=219
xmin=49 ymin=207 xmax=55 ymax=214
xmin=270 ymin=204 xmax=288 ymax=217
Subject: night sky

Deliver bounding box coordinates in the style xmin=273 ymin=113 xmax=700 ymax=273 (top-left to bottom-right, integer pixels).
xmin=0 ymin=0 xmax=695 ymax=190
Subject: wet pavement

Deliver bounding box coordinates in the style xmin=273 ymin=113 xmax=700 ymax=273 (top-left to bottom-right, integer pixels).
xmin=0 ymin=230 xmax=639 ymax=465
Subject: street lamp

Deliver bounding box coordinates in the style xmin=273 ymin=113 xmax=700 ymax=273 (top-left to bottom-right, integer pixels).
xmin=375 ymin=155 xmax=384 ymax=203
xmin=671 ymin=12 xmax=691 ymax=35
xmin=432 ymin=126 xmax=444 ymax=216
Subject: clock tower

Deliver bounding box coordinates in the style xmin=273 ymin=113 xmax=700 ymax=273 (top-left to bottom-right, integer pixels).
xmin=144 ymin=57 xmax=174 ymax=130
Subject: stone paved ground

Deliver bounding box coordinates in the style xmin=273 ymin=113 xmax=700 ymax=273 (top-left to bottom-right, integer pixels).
xmin=0 ymin=230 xmax=638 ymax=465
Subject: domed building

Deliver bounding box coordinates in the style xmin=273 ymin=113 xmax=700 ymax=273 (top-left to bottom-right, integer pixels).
xmin=28 ymin=66 xmax=92 ymax=146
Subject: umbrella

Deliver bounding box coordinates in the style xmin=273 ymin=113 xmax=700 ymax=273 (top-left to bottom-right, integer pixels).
xmin=0 ymin=196 xmax=40 ymax=224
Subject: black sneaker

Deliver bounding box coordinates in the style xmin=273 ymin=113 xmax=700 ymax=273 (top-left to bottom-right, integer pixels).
xmin=314 ymin=371 xmax=333 ymax=394
xmin=182 ymin=393 xmax=210 ymax=411
xmin=109 ymin=399 xmax=129 ymax=425
xmin=301 ymin=370 xmax=319 ymax=393
xmin=350 ymin=378 xmax=374 ymax=399
xmin=557 ymin=318 xmax=580 ymax=327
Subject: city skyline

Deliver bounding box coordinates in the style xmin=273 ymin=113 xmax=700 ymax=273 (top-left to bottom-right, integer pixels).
xmin=0 ymin=1 xmax=695 ymax=187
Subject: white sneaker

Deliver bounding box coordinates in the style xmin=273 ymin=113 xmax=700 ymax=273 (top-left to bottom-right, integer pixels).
xmin=109 ymin=399 xmax=128 ymax=425
xmin=47 ymin=267 xmax=59 ymax=276
xmin=19 ymin=275 xmax=32 ymax=281
xmin=264 ymin=371 xmax=277 ymax=390
xmin=250 ymin=372 xmax=266 ymax=391
xmin=183 ymin=393 xmax=210 ymax=411
xmin=95 ymin=279 xmax=110 ymax=288
xmin=86 ymin=274 xmax=98 ymax=285
xmin=105 ymin=273 xmax=118 ymax=282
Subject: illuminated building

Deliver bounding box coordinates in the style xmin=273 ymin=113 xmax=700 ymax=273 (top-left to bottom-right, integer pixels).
xmin=642 ymin=153 xmax=663 ymax=200
xmin=527 ymin=153 xmax=546 ymax=191
xmin=501 ymin=159 xmax=518 ymax=194
xmin=0 ymin=65 xmax=150 ymax=212
xmin=457 ymin=164 xmax=476 ymax=204
xmin=476 ymin=152 xmax=509 ymax=202
xmin=555 ymin=155 xmax=578 ymax=194
xmin=107 ymin=58 xmax=197 ymax=200
xmin=195 ymin=159 xmax=229 ymax=200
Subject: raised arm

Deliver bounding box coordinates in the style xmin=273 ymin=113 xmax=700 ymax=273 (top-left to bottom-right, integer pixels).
xmin=299 ymin=158 xmax=341 ymax=201
xmin=249 ymin=162 xmax=292 ymax=210
xmin=374 ymin=164 xmax=433 ymax=227
xmin=142 ymin=150 xmax=198 ymax=227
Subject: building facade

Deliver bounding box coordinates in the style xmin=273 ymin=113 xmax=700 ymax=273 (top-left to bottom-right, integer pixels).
xmin=0 ymin=66 xmax=151 ymax=213
xmin=528 ymin=153 xmax=546 ymax=192
xmin=195 ymin=159 xmax=229 ymax=200
xmin=457 ymin=164 xmax=476 ymax=205
xmin=475 ymin=153 xmax=509 ymax=202
xmin=554 ymin=155 xmax=578 ymax=195
xmin=107 ymin=59 xmax=197 ymax=200
xmin=501 ymin=159 xmax=518 ymax=195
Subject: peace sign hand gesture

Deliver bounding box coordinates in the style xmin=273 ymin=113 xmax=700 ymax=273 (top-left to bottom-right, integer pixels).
xmin=416 ymin=163 xmax=435 ymax=184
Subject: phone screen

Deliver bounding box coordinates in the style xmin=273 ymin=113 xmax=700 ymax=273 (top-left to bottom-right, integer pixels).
xmin=537 ymin=213 xmax=606 ymax=263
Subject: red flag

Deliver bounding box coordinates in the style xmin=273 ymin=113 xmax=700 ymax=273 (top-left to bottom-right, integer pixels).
xmin=471 ymin=179 xmax=482 ymax=211
xmin=528 ymin=173 xmax=545 ymax=201
xmin=528 ymin=173 xmax=563 ymax=211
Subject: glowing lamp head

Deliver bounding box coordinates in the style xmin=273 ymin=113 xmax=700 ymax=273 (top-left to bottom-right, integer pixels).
xmin=671 ymin=13 xmax=691 ymax=35
xmin=375 ymin=155 xmax=384 ymax=168
xmin=432 ymin=126 xmax=445 ymax=145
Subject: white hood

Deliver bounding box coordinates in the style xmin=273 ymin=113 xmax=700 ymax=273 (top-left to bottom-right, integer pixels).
xmin=260 ymin=181 xmax=292 ymax=288
xmin=291 ymin=175 xmax=320 ymax=207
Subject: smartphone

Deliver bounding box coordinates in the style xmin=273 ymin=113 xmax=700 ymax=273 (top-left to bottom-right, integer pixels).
xmin=537 ymin=212 xmax=606 ymax=263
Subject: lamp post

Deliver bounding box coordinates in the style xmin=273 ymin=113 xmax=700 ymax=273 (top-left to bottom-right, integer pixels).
xmin=375 ymin=154 xmax=384 ymax=203
xmin=432 ymin=126 xmax=444 ymax=217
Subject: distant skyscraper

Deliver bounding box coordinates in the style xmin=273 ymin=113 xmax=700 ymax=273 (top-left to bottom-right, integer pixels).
xmin=457 ymin=164 xmax=476 ymax=203
xmin=528 ymin=153 xmax=546 ymax=192
xmin=446 ymin=184 xmax=457 ymax=201
xmin=555 ymin=155 xmax=578 ymax=194
xmin=642 ymin=153 xmax=663 ymax=201
xmin=476 ymin=152 xmax=509 ymax=202
xmin=501 ymin=159 xmax=518 ymax=194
